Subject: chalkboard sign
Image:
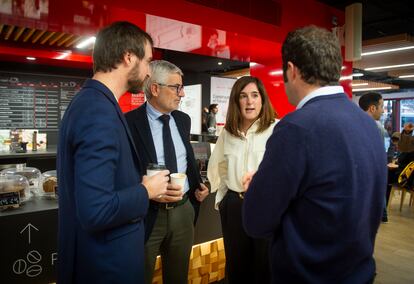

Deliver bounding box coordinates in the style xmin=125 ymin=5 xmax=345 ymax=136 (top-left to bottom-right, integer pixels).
xmin=0 ymin=72 xmax=86 ymax=130
xmin=0 ymin=191 xmax=20 ymax=209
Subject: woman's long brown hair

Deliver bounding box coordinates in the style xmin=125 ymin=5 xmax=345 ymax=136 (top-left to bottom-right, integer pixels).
xmin=224 ymin=76 xmax=276 ymax=138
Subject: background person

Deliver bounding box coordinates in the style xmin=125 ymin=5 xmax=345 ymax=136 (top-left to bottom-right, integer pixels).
xmin=202 ymin=106 xmax=209 ymax=132
xmin=207 ymin=103 xmax=218 ymax=134
xmin=358 ymin=92 xmax=389 ymax=223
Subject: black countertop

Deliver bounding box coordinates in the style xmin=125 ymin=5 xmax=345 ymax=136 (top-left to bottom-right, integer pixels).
xmin=0 ymin=196 xmax=58 ymax=217
xmin=0 ymin=193 xmax=222 ymax=245
xmin=0 ymin=147 xmax=57 ymax=159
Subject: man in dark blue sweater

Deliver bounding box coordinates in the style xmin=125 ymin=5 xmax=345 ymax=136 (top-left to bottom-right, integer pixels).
xmin=242 ymin=26 xmax=387 ymax=283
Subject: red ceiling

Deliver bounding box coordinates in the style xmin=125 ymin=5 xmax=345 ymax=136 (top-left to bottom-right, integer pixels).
xmin=0 ymin=0 xmax=352 ymax=117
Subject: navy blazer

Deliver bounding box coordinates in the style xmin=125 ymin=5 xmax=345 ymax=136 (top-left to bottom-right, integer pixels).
xmin=57 ymin=79 xmax=149 ymax=284
xmin=243 ymin=93 xmax=387 ymax=283
xmin=125 ymin=103 xmax=202 ymax=242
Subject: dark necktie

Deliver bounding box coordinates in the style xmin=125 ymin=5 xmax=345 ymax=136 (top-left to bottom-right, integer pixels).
xmin=159 ymin=114 xmax=178 ymax=174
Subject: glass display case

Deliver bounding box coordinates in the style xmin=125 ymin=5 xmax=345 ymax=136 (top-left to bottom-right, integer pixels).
xmin=1 ymin=164 xmax=41 ymax=195
xmin=0 ymin=174 xmax=31 ymax=209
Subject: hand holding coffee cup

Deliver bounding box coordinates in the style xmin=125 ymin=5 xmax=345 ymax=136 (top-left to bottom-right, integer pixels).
xmin=170 ymin=173 xmax=187 ymax=191
xmin=155 ymin=173 xmax=187 ymax=203
xmin=154 ymin=182 xmax=184 ymax=203
xmin=154 ymin=173 xmax=186 ymax=203
xmin=147 ymin=163 xmax=167 ymax=176
xmin=142 ymin=164 xmax=170 ymax=200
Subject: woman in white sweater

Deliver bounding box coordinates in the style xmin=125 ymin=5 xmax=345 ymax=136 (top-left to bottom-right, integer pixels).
xmin=207 ymin=76 xmax=278 ymax=284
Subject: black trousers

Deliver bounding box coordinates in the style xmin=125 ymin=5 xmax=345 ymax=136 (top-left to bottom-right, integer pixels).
xmin=219 ymin=190 xmax=270 ymax=284
xmin=386 ymin=168 xmax=399 ymax=205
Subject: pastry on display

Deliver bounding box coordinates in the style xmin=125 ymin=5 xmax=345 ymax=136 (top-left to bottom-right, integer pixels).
xmin=43 ymin=177 xmax=57 ymax=193
xmin=42 ymin=170 xmax=58 ymax=198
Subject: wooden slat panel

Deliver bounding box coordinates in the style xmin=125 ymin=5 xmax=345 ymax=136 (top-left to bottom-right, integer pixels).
xmin=4 ymin=25 xmax=15 ymax=40
xmin=13 ymin=27 xmax=26 ymax=41
xmin=23 ymin=28 xmax=36 ymax=42
xmin=32 ymin=30 xmax=46 ymax=43
xmin=49 ymin=32 xmax=65 ymax=45
xmin=57 ymin=34 xmax=74 ymax=46
xmin=64 ymin=36 xmax=82 ymax=48
xmin=40 ymin=31 xmax=56 ymax=44
xmin=152 ymin=239 xmax=226 ymax=284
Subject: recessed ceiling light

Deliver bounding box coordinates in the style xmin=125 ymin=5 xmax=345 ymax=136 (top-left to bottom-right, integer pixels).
xmin=351 ymin=83 xmax=369 ymax=87
xmin=218 ymin=62 xmax=223 ymax=65
xmin=352 ymin=87 xmax=392 ymax=92
xmin=362 ymin=46 xmax=414 ymax=56
xmin=399 ymin=74 xmax=414 ymax=79
xmin=26 ymin=57 xmax=36 ymax=60
xmin=55 ymin=52 xmax=71 ymax=60
xmin=339 ymin=75 xmax=352 ymax=81
xmin=76 ymin=36 xmax=96 ymax=49
xmin=352 ymin=73 xmax=364 ymax=77
xmin=365 ymin=63 xmax=414 ymax=71
xmin=269 ymin=70 xmax=283 ymax=76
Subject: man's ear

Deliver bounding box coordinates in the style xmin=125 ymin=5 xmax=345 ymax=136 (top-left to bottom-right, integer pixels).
xmin=287 ymin=61 xmax=297 ymax=81
xmin=150 ymin=83 xmax=159 ymax=98
xmin=123 ymin=52 xmax=133 ymax=66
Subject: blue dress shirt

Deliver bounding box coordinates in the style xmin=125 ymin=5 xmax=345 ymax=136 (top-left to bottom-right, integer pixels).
xmin=146 ymin=102 xmax=189 ymax=193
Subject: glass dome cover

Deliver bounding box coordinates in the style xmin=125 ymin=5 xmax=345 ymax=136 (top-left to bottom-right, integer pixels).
xmin=0 ymin=174 xmax=31 ymax=206
xmin=1 ymin=164 xmax=41 ymax=195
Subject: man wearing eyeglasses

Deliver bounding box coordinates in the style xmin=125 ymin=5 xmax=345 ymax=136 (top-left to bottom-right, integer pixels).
xmin=125 ymin=60 xmax=209 ymax=284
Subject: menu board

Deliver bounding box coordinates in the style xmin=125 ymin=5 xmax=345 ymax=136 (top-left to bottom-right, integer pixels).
xmin=0 ymin=72 xmax=85 ymax=130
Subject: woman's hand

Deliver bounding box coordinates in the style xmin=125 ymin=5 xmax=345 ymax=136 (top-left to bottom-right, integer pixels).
xmin=242 ymin=171 xmax=256 ymax=192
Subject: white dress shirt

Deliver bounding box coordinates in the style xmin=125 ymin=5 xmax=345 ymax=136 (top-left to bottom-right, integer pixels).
xmin=296 ymin=85 xmax=344 ymax=110
xmin=207 ymin=119 xmax=278 ymax=209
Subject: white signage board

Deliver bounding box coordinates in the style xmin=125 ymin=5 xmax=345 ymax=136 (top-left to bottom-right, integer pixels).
xmin=146 ymin=14 xmax=202 ymax=52
xmin=181 ymin=84 xmax=202 ymax=134
xmin=210 ymin=77 xmax=236 ymax=124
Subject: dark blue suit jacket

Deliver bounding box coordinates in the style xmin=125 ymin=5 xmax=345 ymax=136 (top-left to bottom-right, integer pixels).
xmin=57 ymin=79 xmax=149 ymax=284
xmin=243 ymin=93 xmax=387 ymax=284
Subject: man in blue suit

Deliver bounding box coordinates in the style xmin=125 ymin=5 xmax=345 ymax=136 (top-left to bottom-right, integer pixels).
xmin=57 ymin=22 xmax=177 ymax=283
xmin=242 ymin=26 xmax=387 ymax=283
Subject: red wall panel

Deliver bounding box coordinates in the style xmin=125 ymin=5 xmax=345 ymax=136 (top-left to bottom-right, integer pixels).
xmin=0 ymin=0 xmax=352 ymax=117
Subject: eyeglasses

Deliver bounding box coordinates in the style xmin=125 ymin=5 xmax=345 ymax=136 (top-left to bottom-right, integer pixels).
xmin=156 ymin=83 xmax=184 ymax=95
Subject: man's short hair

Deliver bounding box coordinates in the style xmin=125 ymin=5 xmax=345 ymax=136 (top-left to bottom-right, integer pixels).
xmin=144 ymin=60 xmax=183 ymax=99
xmin=208 ymin=104 xmax=218 ymax=112
xmin=358 ymin=92 xmax=383 ymax=111
xmin=93 ymin=21 xmax=153 ymax=74
xmin=282 ymin=26 xmax=342 ymax=86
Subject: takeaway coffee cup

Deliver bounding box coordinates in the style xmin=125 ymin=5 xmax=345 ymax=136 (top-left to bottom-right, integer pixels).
xmin=170 ymin=173 xmax=187 ymax=191
xmin=146 ymin=164 xmax=167 ymax=177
